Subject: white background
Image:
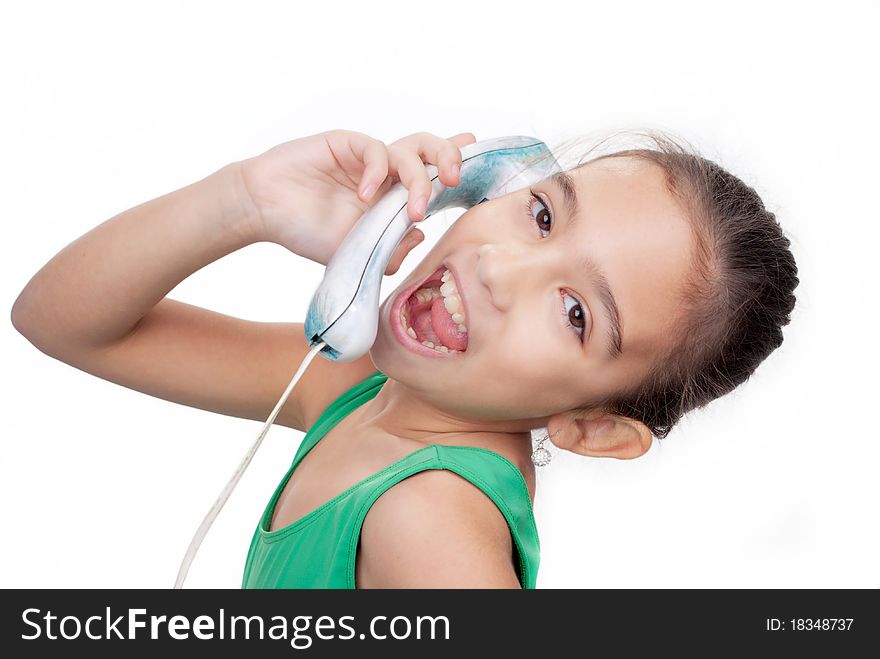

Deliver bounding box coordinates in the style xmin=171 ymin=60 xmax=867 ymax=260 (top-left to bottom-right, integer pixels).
xmin=2 ymin=1 xmax=878 ymax=588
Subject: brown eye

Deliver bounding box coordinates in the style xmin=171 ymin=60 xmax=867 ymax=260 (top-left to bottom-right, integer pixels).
xmin=527 ymin=193 xmax=553 ymax=235
xmin=562 ymin=290 xmax=589 ymax=343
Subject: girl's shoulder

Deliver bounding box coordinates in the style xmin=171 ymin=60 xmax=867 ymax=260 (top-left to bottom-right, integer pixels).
xmin=357 ymin=467 xmax=523 ymax=588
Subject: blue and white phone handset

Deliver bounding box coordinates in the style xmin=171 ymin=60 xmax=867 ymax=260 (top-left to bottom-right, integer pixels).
xmin=173 ymin=135 xmax=561 ymax=588
xmin=304 ymin=135 xmax=562 ymax=363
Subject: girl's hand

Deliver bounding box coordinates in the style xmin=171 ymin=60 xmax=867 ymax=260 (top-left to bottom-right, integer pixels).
xmin=235 ymin=129 xmax=476 ymax=274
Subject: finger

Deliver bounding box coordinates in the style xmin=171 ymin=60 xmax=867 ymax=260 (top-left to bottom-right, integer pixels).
xmin=385 ymin=228 xmax=425 ymax=276
xmin=387 ymin=145 xmax=434 ymax=221
xmin=413 ymin=131 xmax=471 ymax=188
xmin=347 ymin=134 xmax=389 ymax=202
xmin=447 ymin=132 xmax=477 ymax=147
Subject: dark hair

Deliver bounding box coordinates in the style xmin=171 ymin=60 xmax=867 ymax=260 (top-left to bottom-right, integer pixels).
xmin=550 ymin=129 xmax=799 ymax=440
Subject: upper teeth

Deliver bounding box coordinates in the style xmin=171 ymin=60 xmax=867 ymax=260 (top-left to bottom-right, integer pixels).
xmin=439 ymin=269 xmax=467 ymax=332
xmin=399 ymin=268 xmax=468 ymax=353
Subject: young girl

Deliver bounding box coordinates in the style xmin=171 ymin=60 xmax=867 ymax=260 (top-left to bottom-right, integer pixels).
xmin=11 ymin=128 xmax=799 ymax=589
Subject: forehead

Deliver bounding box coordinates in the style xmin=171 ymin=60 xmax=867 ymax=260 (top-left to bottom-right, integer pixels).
xmin=565 ymin=158 xmax=696 ymax=358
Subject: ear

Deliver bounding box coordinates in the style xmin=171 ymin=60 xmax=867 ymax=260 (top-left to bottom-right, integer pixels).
xmin=546 ymin=409 xmax=653 ymax=460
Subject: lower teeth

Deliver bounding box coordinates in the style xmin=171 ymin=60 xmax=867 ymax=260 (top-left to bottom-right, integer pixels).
xmin=421 ymin=341 xmax=449 ymax=353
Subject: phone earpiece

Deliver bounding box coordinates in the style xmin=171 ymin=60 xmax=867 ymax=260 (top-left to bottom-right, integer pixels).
xmin=304 ymin=136 xmax=562 ymax=362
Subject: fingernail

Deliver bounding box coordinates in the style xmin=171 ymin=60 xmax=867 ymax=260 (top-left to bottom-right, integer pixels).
xmin=361 ymin=183 xmax=376 ymax=200
xmin=414 ymin=195 xmax=427 ymax=217
xmin=451 ymin=163 xmax=460 ymax=180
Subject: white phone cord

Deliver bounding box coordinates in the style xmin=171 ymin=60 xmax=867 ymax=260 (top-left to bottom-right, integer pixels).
xmin=173 ymin=341 xmax=328 ymax=588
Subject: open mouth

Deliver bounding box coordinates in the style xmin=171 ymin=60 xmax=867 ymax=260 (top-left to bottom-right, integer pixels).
xmin=393 ymin=263 xmax=470 ymax=356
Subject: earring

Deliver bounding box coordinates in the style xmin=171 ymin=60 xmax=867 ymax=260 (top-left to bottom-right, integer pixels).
xmin=531 ymin=429 xmax=560 ymax=467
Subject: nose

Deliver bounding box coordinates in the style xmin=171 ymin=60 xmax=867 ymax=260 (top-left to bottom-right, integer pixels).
xmin=477 ymin=241 xmax=538 ymax=310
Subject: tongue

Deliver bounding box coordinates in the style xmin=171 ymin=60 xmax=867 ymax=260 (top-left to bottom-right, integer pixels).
xmin=430 ymin=298 xmax=468 ymax=351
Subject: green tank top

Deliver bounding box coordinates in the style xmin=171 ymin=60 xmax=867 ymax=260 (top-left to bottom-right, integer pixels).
xmin=241 ymin=369 xmax=540 ymax=589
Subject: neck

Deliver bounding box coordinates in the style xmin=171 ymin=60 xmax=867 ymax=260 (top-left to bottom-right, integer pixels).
xmin=354 ymin=376 xmax=538 ymax=490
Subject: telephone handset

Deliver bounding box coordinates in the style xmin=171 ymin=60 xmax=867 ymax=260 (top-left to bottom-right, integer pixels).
xmin=305 ymin=135 xmax=562 ymax=362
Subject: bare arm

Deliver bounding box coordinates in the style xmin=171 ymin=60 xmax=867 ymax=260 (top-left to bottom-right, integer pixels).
xmin=10 ymin=163 xmax=377 ymax=431
xmin=11 ymin=163 xmax=256 ymax=350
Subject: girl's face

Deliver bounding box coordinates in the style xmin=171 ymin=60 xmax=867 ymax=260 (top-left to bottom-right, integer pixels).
xmin=371 ymin=157 xmax=696 ymax=427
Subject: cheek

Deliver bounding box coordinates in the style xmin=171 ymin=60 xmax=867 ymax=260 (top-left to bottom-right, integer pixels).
xmin=409 ymin=203 xmax=518 ymax=274
xmin=439 ymin=204 xmax=506 ymax=243
xmin=484 ymin=318 xmax=588 ymax=390
xmin=375 ymin=295 xmax=401 ymax=345
xmin=469 ymin=204 xmax=511 ymax=233
xmin=483 ymin=322 xmax=562 ymax=372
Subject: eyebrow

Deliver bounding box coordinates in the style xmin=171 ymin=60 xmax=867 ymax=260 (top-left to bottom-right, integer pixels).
xmin=548 ymin=171 xmax=624 ymax=359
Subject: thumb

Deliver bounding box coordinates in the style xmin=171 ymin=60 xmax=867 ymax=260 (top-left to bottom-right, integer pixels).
xmin=385 ymin=229 xmax=425 ymax=276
